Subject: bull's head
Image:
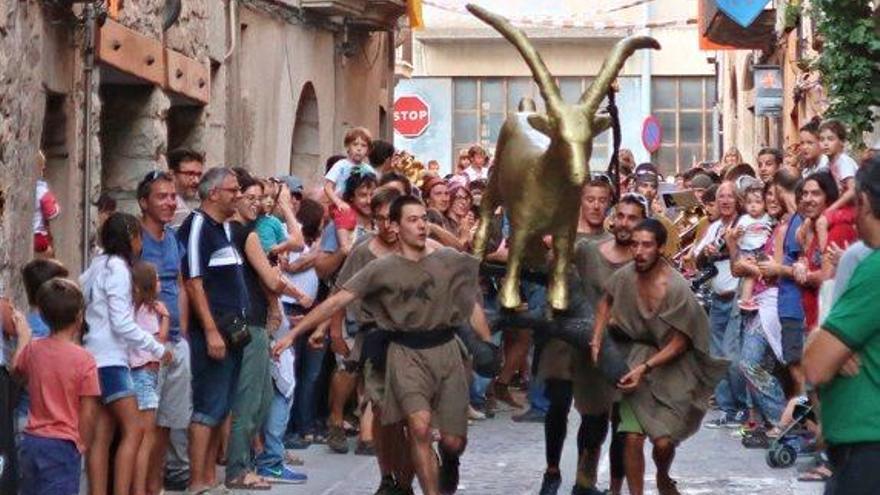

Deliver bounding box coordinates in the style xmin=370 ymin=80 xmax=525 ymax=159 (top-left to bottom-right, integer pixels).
xmin=467 ymin=4 xmax=660 ymax=186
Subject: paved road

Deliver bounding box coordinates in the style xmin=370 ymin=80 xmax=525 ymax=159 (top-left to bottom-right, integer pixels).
xmin=253 ymin=407 xmax=824 ymax=495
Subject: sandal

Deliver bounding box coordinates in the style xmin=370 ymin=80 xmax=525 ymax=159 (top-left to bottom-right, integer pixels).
xmin=225 ymin=472 xmax=272 ymax=491
xmin=797 ymin=464 xmax=832 ymax=482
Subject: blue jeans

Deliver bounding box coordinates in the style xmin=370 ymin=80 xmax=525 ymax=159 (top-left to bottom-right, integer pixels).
xmin=256 ymin=386 xmax=293 ymax=471
xmin=739 ymin=320 xmax=785 ymax=423
xmin=522 ymin=280 xmax=550 ymax=413
xmin=288 ymin=311 xmax=327 ymax=436
xmin=709 ymin=294 xmax=748 ymax=415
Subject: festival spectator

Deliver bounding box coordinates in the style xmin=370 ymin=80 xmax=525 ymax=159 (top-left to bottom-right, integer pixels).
xmin=446 ymin=185 xmax=476 ymax=249
xmin=332 ymin=168 xmax=377 ymax=254
xmin=820 ymin=119 xmax=859 ymax=213
xmin=427 ymin=160 xmax=441 ymax=175
xmin=167 ymin=148 xmax=205 ymax=228
xmin=694 ymin=181 xmax=749 ymax=428
xmin=13 ymin=279 xmax=100 ymax=495
xmin=721 ymin=147 xmax=744 ymax=176
xmin=804 ymin=156 xmax=880 ymax=495
xmin=369 ymin=140 xmax=395 ymax=176
xmin=756 ymin=148 xmax=783 ymax=184
xmin=324 ymin=127 xmax=373 ymax=215
xmin=734 ymin=183 xmax=774 ymax=312
xmin=80 ymin=212 xmax=170 ymax=495
xmin=379 ymin=170 xmax=413 ymax=196
xmin=455 ymin=149 xmax=471 ymax=175
xmin=128 ymin=261 xmax=169 ymax=495
xmin=136 ymin=170 xmax=192 ymax=492
xmin=33 ymin=151 xmax=60 ymax=258
xmin=0 ymin=293 xmax=17 ymax=494
xmin=799 ymin=118 xmax=829 ymax=177
xmin=256 ymin=178 xmax=305 ymax=260
xmin=176 ymin=167 xmax=249 ymax=493
xmin=464 ymin=145 xmax=490 ymax=182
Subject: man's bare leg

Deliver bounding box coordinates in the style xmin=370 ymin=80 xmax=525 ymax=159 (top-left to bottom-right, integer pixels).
xmin=438 ymin=434 xmax=466 ymax=494
xmin=328 ymin=370 xmax=358 ymax=452
xmin=187 ymin=423 xmax=212 ymax=491
xmin=623 ymin=433 xmax=646 ymax=495
xmin=392 ymin=422 xmax=416 ymax=488
xmin=204 ymin=424 xmax=224 ymax=486
xmin=406 ymin=410 xmax=439 ymax=495
xmin=652 ymin=437 xmax=677 ymax=493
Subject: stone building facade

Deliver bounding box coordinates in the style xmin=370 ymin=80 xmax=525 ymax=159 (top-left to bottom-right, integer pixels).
xmin=0 ymin=0 xmax=405 ymax=300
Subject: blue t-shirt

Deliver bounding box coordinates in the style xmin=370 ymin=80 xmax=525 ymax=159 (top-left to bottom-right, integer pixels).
xmin=778 ymin=213 xmax=805 ymax=320
xmin=141 ymin=225 xmax=183 ymax=340
xmin=178 ymin=210 xmax=250 ymax=328
xmin=320 ymin=221 xmax=339 ymax=253
xmin=27 ymin=310 xmax=50 ymax=339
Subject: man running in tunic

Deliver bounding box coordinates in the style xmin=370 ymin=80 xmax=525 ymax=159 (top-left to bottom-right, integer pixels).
xmin=591 ymin=219 xmax=727 ymax=495
xmin=273 ymin=196 xmax=490 ymax=495
xmin=330 ymin=186 xmax=415 ymax=495
xmin=539 ymin=184 xmax=645 ymax=495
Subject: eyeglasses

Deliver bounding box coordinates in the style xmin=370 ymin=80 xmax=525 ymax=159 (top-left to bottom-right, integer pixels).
xmin=621 ymin=192 xmax=651 ymax=213
xmin=241 ymin=194 xmax=261 ymax=203
xmin=141 ymin=170 xmax=172 ymax=184
xmin=175 ymin=170 xmax=202 ymax=179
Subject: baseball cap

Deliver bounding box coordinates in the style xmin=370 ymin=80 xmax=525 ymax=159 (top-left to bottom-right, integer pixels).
xmin=689 ymin=173 xmax=714 ymax=190
xmin=277 ymin=175 xmax=304 ymax=197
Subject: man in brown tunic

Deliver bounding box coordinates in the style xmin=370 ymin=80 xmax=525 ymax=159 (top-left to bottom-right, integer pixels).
xmin=591 ymin=219 xmax=727 ymax=495
xmin=273 ymin=196 xmax=490 ymax=495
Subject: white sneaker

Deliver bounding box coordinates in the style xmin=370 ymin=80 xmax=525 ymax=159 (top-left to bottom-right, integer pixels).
xmin=468 ymin=405 xmax=487 ymax=420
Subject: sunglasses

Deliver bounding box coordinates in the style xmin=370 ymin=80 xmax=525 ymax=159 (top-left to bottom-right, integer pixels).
xmin=621 ymin=192 xmax=651 ymax=213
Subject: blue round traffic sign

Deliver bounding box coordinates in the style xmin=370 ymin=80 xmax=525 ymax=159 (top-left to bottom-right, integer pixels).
xmin=642 ymin=115 xmax=663 ymax=154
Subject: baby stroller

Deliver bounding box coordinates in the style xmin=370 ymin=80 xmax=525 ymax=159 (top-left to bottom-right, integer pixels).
xmin=766 ymin=396 xmax=816 ymax=468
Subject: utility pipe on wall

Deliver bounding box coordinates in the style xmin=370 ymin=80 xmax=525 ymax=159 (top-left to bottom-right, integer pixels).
xmin=81 ymin=0 xmax=97 ymax=271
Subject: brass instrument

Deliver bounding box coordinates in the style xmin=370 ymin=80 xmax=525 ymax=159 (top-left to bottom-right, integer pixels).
xmin=390 ymin=150 xmax=426 ymax=189
xmin=671 ymin=204 xmax=707 ymax=268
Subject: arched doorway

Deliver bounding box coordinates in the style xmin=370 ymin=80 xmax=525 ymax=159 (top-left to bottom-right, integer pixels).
xmin=290 ymin=82 xmax=320 ymax=184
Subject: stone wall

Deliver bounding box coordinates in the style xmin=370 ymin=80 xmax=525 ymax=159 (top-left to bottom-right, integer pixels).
xmin=0 ymin=1 xmax=45 ymax=301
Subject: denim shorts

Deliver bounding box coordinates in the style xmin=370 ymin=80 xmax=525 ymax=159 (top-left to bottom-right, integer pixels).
xmin=97 ymin=366 xmax=136 ymax=405
xmin=20 ymin=433 xmax=81 ymax=495
xmin=131 ymin=367 xmax=160 ymax=411
xmin=190 ymin=328 xmax=242 ymax=427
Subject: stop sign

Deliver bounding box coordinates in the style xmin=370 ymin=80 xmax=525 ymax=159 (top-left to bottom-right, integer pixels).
xmin=393 ymin=95 xmax=430 ymax=138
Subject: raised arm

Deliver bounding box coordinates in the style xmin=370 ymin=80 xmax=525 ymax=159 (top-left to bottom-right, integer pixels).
xmin=272 ymin=289 xmax=358 ymax=357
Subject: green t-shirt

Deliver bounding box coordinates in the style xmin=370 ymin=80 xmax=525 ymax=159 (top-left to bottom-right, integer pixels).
xmin=819 ymin=249 xmax=880 ymax=445
xmin=255 ymin=215 xmax=287 ymax=253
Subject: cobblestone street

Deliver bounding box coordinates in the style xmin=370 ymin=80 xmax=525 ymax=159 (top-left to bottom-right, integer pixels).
xmin=256 ymin=407 xmax=824 ymax=495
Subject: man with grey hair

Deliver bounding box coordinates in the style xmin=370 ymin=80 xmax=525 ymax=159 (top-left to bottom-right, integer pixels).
xmin=176 ymin=167 xmax=250 ymax=493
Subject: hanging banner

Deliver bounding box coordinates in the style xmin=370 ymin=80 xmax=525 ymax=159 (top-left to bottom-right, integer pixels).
xmin=754 ymin=65 xmax=783 ymax=116
xmin=715 ymin=0 xmax=767 ymax=28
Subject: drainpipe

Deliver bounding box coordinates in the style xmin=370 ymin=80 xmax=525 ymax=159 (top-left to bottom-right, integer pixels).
xmin=81 ymin=0 xmax=97 ymax=270
xmin=640 ymin=0 xmax=652 ymax=164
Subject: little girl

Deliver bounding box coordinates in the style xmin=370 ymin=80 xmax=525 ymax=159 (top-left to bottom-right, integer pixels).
xmin=129 ymin=261 xmax=169 ymax=495
xmin=737 ymin=185 xmax=774 ymax=312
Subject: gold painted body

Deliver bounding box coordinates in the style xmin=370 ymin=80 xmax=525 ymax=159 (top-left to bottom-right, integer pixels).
xmin=467 ymin=4 xmax=660 ymax=311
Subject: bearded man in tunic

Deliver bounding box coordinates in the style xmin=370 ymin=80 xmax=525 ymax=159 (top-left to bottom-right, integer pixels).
xmin=273 ymin=196 xmax=491 ymax=495
xmin=591 ymin=218 xmax=727 ymax=495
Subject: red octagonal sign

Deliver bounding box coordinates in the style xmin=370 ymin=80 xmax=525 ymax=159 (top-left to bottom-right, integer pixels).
xmin=393 ymin=95 xmax=430 ymax=138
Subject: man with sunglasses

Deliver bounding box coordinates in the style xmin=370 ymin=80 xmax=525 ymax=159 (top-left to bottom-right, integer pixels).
xmin=136 ymin=170 xmax=193 ymax=492
xmin=168 ymin=148 xmax=205 ymax=229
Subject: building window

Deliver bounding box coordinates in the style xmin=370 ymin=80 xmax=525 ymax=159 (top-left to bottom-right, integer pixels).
xmin=453 ymin=77 xmax=611 ymax=167
xmin=651 ymin=76 xmax=716 ymax=174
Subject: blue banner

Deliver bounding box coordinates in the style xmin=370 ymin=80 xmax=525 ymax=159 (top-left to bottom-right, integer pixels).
xmin=716 ymin=0 xmax=768 ymax=28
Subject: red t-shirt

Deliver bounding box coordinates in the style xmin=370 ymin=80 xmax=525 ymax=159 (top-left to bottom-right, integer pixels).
xmin=15 ymin=338 xmax=100 ymax=451
xmin=802 ymin=206 xmax=858 ymax=329
xmin=331 ymin=204 xmax=358 ymax=231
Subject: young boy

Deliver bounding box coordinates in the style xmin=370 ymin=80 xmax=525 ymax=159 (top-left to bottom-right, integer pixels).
xmin=324 ymin=127 xmax=373 ymax=214
xmin=13 ymin=278 xmax=100 ymax=495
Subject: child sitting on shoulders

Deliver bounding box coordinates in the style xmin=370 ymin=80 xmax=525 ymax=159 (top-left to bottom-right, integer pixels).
xmin=324 ymin=127 xmax=373 ymax=215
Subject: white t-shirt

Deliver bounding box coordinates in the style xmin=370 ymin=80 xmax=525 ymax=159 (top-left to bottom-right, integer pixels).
xmin=737 ymin=213 xmax=773 ymax=252
xmin=829 ymin=153 xmax=858 ymax=188
xmin=325 ymin=158 xmax=367 ymax=195
xmin=463 ymin=166 xmax=489 ymax=183
xmin=281 ymin=243 xmax=319 ymax=305
xmin=693 ymin=218 xmax=739 ymax=294
xmin=802 ymin=155 xmax=829 ymax=178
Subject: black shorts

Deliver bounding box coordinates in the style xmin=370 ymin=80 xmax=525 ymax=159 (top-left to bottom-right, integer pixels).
xmin=780 ymin=318 xmax=805 ymax=364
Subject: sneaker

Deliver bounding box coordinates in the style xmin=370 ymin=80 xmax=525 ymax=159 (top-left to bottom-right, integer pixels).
xmin=539 ymin=472 xmax=562 ymax=495
xmin=355 ymin=440 xmax=376 ymax=456
xmin=468 ymin=405 xmax=487 ymax=421
xmin=327 ymin=425 xmax=349 ymax=454
xmin=512 ymin=408 xmax=546 ymax=423
xmin=257 ymin=465 xmax=308 ymax=484
xmin=438 ymin=448 xmax=460 ymax=495
xmin=283 ymin=433 xmax=311 ymax=450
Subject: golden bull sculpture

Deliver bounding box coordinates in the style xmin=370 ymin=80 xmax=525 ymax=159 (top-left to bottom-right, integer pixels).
xmin=468 ymin=4 xmax=660 ymax=311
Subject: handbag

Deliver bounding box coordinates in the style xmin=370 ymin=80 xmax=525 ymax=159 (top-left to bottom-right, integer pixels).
xmin=214 ymin=312 xmax=251 ymax=350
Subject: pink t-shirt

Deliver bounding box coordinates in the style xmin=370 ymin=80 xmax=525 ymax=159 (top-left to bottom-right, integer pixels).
xmin=15 ymin=338 xmax=100 ymax=452
xmin=129 ymin=305 xmax=161 ymax=369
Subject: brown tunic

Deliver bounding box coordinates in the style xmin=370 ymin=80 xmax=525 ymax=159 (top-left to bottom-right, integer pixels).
xmin=538 ymin=232 xmax=610 ymax=385
xmin=342 ymin=247 xmax=480 ymax=435
xmin=335 ymin=237 xmax=380 ymax=395
xmin=605 ymin=262 xmax=728 ymax=442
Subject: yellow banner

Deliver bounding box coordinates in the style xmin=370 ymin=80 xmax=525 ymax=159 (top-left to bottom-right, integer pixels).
xmin=408 ymin=0 xmax=424 ymax=29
